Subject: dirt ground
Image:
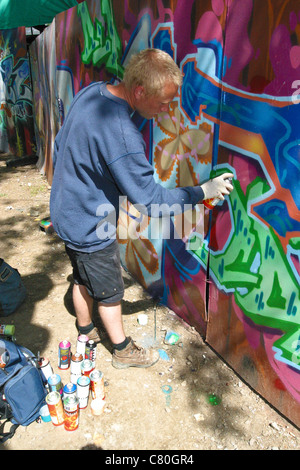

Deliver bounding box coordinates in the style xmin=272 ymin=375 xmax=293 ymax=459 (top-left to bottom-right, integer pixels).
xmin=0 ymin=155 xmax=299 ymax=452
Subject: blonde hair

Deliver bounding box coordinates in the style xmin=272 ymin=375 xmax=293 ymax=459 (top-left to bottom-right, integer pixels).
xmin=123 ymin=48 xmax=183 ymax=96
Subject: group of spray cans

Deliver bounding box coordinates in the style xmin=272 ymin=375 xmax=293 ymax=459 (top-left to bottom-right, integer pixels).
xmin=41 ymin=335 xmax=105 ymax=431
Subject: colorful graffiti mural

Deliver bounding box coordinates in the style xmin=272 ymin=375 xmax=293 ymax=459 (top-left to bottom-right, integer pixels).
xmin=0 ymin=27 xmax=35 ymax=156
xmin=26 ymin=0 xmax=300 ymax=426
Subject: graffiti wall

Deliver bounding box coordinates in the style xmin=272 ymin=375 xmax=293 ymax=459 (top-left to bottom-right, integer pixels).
xmin=0 ymin=28 xmax=36 ymax=156
xmin=204 ymin=0 xmax=300 ymax=425
xmin=28 ymin=0 xmax=300 ymax=427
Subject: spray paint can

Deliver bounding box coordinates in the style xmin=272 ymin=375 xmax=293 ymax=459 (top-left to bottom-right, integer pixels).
xmin=63 ymin=395 xmax=79 ymax=431
xmin=203 ymin=177 xmax=233 ymax=210
xmin=58 ymin=340 xmax=71 ymax=369
xmin=39 ymin=217 xmax=54 ymax=234
xmin=85 ymin=339 xmax=96 ymax=368
xmin=81 ymin=359 xmax=93 ymax=377
xmin=48 ymin=373 xmax=63 ymax=396
xmin=63 ymin=382 xmax=77 ymax=399
xmin=77 ymin=375 xmax=90 ymax=409
xmin=76 ymin=334 xmax=89 ymax=356
xmin=0 ymin=347 xmax=8 ymax=368
xmin=39 ymin=357 xmax=53 ymax=381
xmin=46 ymin=391 xmax=64 ymax=426
xmin=0 ymin=325 xmax=15 ymax=336
xmin=70 ymin=352 xmax=83 ymax=384
xmin=89 ymin=370 xmax=105 ymax=400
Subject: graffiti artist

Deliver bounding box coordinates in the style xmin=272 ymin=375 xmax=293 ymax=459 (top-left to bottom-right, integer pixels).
xmin=50 ymin=48 xmax=234 ymax=369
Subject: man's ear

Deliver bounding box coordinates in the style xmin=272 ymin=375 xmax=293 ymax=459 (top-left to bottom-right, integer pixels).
xmin=134 ymin=86 xmax=145 ymax=100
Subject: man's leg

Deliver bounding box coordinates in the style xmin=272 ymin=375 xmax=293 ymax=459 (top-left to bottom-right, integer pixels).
xmin=97 ymin=301 xmax=126 ymax=345
xmin=72 ymin=283 xmax=101 ymax=342
xmin=73 ymin=283 xmax=93 ymax=328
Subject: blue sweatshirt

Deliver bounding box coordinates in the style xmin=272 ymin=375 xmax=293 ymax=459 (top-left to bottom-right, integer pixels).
xmin=50 ymin=82 xmax=205 ymax=252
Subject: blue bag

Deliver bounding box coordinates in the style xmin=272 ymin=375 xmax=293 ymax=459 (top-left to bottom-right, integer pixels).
xmin=0 ymin=259 xmax=26 ymax=316
xmin=0 ymin=339 xmax=47 ymax=443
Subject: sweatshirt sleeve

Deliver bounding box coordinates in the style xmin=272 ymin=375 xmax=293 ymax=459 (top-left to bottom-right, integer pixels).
xmin=107 ymin=150 xmax=205 ymax=217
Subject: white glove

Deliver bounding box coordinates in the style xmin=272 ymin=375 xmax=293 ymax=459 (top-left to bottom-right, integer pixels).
xmin=201 ymin=172 xmax=234 ymax=200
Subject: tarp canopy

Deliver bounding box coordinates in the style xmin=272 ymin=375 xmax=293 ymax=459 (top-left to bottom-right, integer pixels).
xmin=0 ymin=0 xmax=85 ymax=29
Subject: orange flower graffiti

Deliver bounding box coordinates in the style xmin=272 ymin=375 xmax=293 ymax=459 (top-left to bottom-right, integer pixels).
xmin=154 ymin=101 xmax=212 ymax=187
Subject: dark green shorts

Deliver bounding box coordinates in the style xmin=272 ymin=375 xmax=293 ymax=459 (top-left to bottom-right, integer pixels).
xmin=65 ymin=241 xmax=124 ymax=304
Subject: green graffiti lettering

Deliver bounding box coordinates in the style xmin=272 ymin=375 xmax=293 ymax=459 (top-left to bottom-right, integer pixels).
xmin=190 ymin=177 xmax=300 ymax=369
xmin=267 ymin=271 xmax=286 ymax=309
xmin=77 ymin=0 xmax=123 ymax=77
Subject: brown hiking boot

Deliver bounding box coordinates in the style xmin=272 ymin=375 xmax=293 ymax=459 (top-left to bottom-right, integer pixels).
xmin=112 ymin=337 xmax=159 ymax=369
xmin=86 ymin=327 xmax=101 ymax=344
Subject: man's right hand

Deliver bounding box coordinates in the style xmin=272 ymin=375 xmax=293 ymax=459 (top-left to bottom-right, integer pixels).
xmin=201 ymin=173 xmax=234 ymax=200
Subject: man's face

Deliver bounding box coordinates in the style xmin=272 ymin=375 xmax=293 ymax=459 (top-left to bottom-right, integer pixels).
xmin=134 ymin=81 xmax=179 ymax=120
